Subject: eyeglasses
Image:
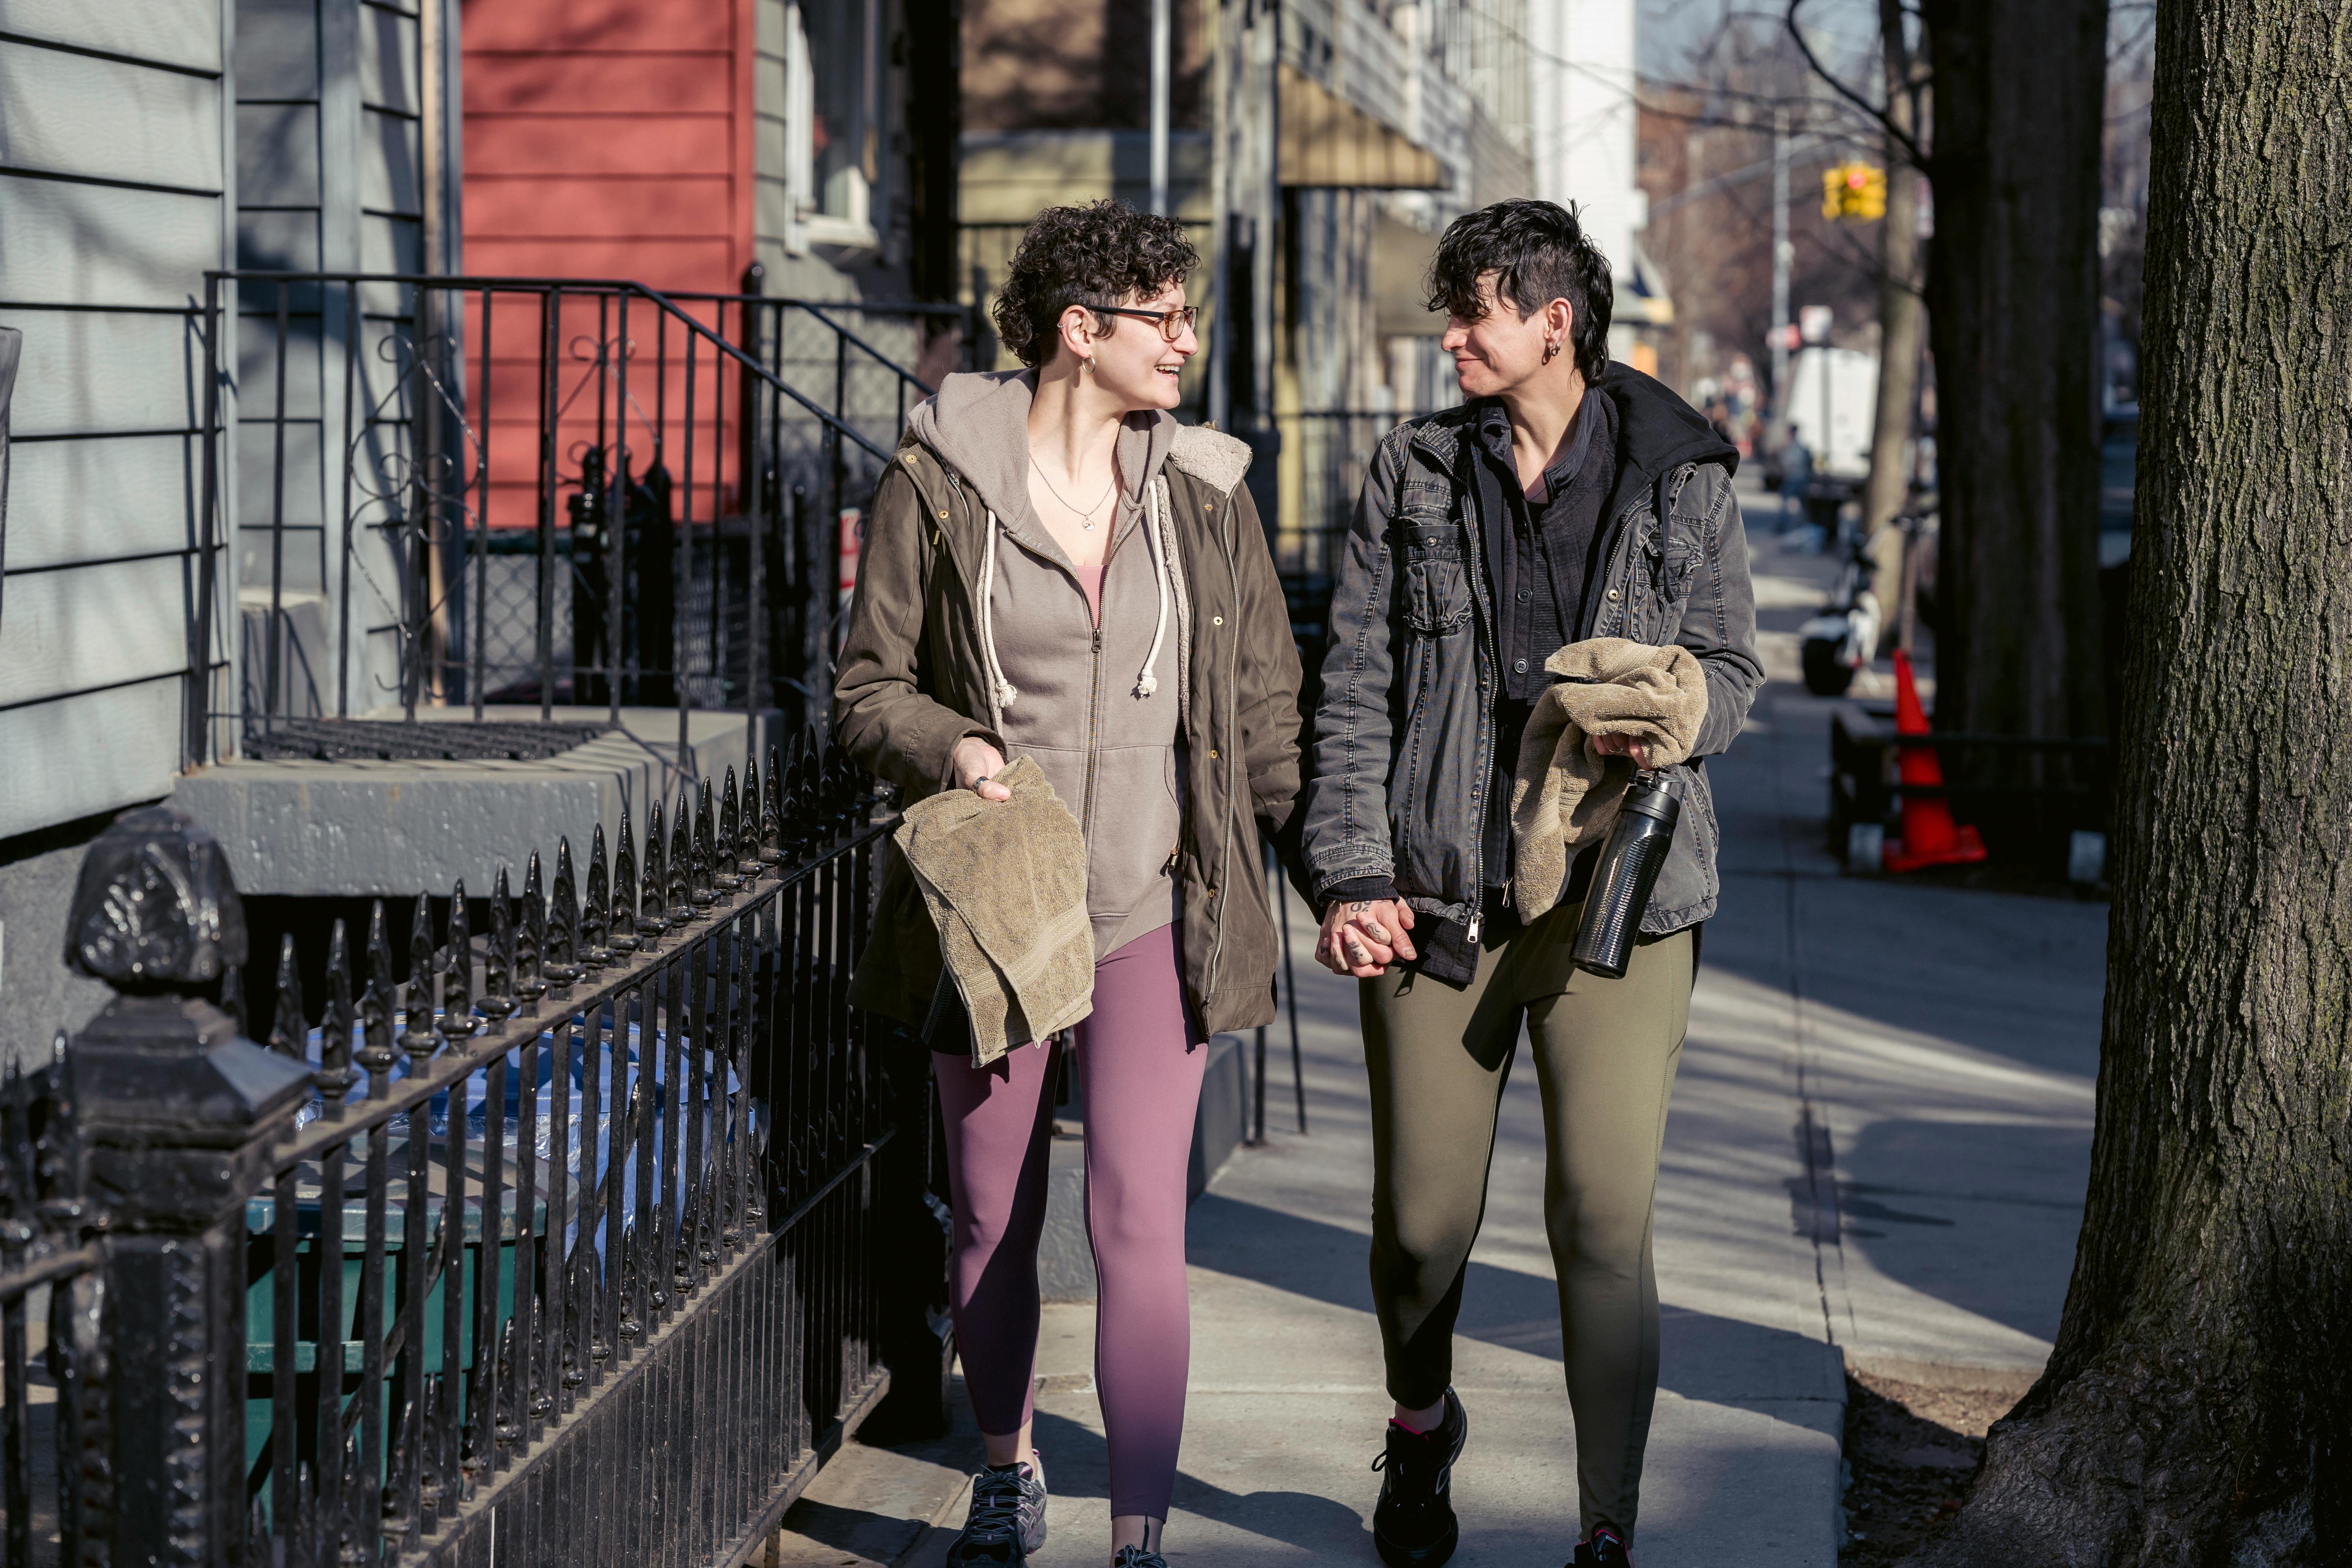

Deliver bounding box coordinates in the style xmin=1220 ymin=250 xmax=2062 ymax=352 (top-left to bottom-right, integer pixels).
xmin=1078 ymin=303 xmax=1200 ymax=342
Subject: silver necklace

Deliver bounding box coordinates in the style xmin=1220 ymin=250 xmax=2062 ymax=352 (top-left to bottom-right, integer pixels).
xmin=1030 ymin=455 xmax=1119 ymax=530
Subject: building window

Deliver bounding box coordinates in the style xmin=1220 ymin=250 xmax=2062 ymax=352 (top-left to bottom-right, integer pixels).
xmin=792 ymin=0 xmax=879 ymax=246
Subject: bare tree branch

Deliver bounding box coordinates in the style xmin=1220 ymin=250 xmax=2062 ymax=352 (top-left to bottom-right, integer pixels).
xmin=1787 ymin=0 xmax=1930 ymax=171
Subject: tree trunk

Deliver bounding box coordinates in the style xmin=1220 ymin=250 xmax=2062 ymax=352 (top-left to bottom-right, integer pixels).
xmin=1864 ymin=6 xmax=1925 ymax=641
xmin=1919 ymin=0 xmax=2107 ymax=754
xmin=1918 ymin=2 xmax=2352 ymax=1562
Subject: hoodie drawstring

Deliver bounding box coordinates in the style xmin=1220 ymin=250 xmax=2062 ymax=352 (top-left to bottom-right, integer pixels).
xmin=977 ymin=491 xmax=1175 ymax=715
xmin=979 ymin=509 xmax=1020 ymax=721
xmin=1134 ymin=477 xmax=1173 ymax=699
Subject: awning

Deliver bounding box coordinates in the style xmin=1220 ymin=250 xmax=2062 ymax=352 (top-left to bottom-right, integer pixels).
xmin=1280 ymin=64 xmax=1450 ymax=189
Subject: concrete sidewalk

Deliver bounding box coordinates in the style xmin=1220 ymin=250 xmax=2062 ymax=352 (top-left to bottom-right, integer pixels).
xmin=770 ymin=511 xmax=2106 ymax=1568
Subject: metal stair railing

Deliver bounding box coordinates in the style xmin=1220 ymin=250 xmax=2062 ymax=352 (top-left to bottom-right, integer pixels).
xmin=196 ymin=271 xmax=966 ymax=770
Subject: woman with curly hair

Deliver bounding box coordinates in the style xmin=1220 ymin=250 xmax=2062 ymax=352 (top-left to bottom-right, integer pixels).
xmin=834 ymin=199 xmax=1302 ymax=1568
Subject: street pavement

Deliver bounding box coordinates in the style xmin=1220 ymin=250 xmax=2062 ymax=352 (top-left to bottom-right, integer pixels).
xmin=771 ymin=496 xmax=2107 ymax=1568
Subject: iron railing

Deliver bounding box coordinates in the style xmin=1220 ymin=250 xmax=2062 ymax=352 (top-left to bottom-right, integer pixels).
xmin=15 ymin=741 xmax=942 ymax=1566
xmin=0 ymin=1042 xmax=108 ymax=1568
xmin=1277 ymin=410 xmax=1440 ymax=651
xmin=204 ymin=272 xmax=973 ymax=768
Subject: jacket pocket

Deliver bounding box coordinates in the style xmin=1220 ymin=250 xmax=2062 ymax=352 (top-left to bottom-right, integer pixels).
xmin=1400 ymin=528 xmax=1473 ymax=635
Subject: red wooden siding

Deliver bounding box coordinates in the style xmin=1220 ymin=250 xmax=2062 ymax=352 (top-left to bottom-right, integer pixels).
xmin=461 ymin=0 xmax=756 ymax=523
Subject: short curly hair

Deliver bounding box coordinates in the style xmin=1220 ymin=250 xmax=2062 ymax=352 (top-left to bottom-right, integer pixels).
xmin=992 ymin=200 xmax=1200 ymax=369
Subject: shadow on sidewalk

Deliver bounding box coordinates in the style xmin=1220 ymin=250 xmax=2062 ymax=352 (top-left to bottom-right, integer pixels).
xmin=1186 ymin=1192 xmax=1841 ymax=1409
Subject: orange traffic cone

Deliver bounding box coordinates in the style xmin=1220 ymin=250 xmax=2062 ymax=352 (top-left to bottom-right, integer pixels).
xmin=1882 ymin=650 xmax=1987 ymax=873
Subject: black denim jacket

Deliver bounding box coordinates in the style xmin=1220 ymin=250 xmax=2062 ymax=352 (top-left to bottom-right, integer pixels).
xmin=1299 ymin=366 xmax=1764 ymax=963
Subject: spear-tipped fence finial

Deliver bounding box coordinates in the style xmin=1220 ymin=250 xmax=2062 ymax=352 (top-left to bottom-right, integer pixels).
xmin=691 ymin=777 xmax=718 ymax=907
xmin=739 ymin=752 xmax=765 ymax=875
xmin=401 ymin=893 xmax=442 ymax=1059
xmin=268 ymin=933 xmax=306 ymax=1063
xmin=667 ymin=787 xmax=695 ymax=922
xmin=358 ymin=899 xmax=398 ymax=1072
xmin=762 ymin=744 xmax=784 ymax=866
xmin=715 ymin=768 xmax=745 ymax=893
xmin=641 ymin=797 xmax=671 ymax=941
xmin=584 ymin=823 xmax=613 ymax=968
xmin=481 ymin=867 xmax=518 ymax=1023
xmin=611 ymin=809 xmax=641 ymax=955
xmin=319 ymin=917 xmax=358 ymax=1106
xmin=442 ymin=878 xmax=478 ymax=1037
xmin=547 ymin=838 xmax=582 ymax=987
xmin=517 ymin=852 xmax=549 ymax=1003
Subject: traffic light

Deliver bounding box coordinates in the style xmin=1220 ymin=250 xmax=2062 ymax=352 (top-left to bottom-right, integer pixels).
xmin=1821 ymin=163 xmax=1887 ymax=221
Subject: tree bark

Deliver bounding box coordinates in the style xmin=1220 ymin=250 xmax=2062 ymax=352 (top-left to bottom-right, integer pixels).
xmin=1918 ymin=2 xmax=2352 ymax=1562
xmin=1919 ymin=0 xmax=2108 ymax=751
xmin=1864 ymin=3 xmax=1925 ymax=639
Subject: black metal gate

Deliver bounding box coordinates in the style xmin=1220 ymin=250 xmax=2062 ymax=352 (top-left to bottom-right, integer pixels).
xmin=2 ymin=741 xmax=943 ymax=1566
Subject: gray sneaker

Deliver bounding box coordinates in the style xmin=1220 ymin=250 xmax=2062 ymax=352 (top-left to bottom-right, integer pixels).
xmin=1113 ymin=1548 xmax=1169 ymax=1568
xmin=945 ymin=1453 xmax=1048 ymax=1566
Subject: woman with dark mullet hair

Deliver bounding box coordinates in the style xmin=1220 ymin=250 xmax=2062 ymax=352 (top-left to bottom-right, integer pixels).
xmin=834 ymin=199 xmax=1302 ymax=1568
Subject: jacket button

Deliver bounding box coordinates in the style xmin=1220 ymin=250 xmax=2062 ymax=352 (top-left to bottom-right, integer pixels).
xmin=1512 ymin=658 xmax=1528 ymax=674
xmin=1607 ymin=587 xmax=1621 ymax=601
xmin=1212 ymin=615 xmax=1224 ymax=626
xmin=1205 ymin=501 xmax=1214 ymax=511
xmin=938 ymin=509 xmax=949 ymax=520
xmin=1208 ymin=747 xmax=1219 ymax=759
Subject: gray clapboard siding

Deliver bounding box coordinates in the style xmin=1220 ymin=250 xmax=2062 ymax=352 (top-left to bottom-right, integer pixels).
xmin=2 ymin=436 xmax=197 ymax=571
xmin=359 ymin=4 xmax=419 ymax=112
xmin=238 ymin=102 xmax=324 ymax=208
xmin=0 ymin=177 xmax=223 ymax=307
xmin=2 ymin=308 xmax=200 ymax=439
xmin=361 ymin=214 xmax=423 ymax=275
xmin=235 ymin=434 xmax=329 ymax=536
xmin=0 ymin=0 xmax=222 ymax=75
xmin=361 ymin=108 xmax=422 ymax=215
xmin=236 ymin=0 xmax=323 ymax=97
xmin=239 ymin=208 xmax=326 ymax=272
xmin=0 ymin=679 xmax=183 ymax=841
xmin=0 ymin=555 xmax=194 ymax=709
xmin=0 ymin=40 xmax=222 ymax=193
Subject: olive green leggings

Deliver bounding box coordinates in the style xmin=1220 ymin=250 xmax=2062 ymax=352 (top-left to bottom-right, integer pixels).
xmin=1362 ymin=904 xmax=1692 ymax=1544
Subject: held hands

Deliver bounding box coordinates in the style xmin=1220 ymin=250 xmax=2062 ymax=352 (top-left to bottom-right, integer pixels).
xmin=1317 ymin=898 xmax=1416 ymax=978
xmin=1592 ymin=732 xmax=1655 ymax=769
xmin=952 ymin=736 xmax=1013 ymax=802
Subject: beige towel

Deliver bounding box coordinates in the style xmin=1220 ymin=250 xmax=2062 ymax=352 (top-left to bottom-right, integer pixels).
xmin=1511 ymin=638 xmax=1709 ymax=921
xmin=895 ymin=756 xmax=1094 ymax=1066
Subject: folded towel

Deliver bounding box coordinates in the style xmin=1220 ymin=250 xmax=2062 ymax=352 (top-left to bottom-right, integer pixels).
xmin=894 ymin=755 xmax=1094 ymax=1066
xmin=1511 ymin=638 xmax=1709 ymax=921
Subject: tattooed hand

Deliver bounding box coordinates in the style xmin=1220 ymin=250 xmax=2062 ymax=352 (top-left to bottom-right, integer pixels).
xmin=1317 ymin=897 xmax=1417 ymax=978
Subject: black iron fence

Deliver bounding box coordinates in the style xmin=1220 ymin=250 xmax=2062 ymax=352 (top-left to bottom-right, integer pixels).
xmin=206 ymin=271 xmax=973 ymax=767
xmin=3 ymin=741 xmax=943 ymax=1566
xmin=1276 ymin=410 xmax=1439 ymax=654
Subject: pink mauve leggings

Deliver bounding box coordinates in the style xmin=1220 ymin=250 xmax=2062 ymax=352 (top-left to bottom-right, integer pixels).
xmin=932 ymin=923 xmax=1206 ymax=1520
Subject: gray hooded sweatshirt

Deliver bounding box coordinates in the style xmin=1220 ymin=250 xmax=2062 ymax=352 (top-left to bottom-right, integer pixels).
xmin=902 ymin=370 xmax=1189 ymax=959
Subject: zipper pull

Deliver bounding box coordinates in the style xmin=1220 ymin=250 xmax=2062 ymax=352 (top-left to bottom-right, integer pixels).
xmin=1465 ymin=912 xmax=1482 ymax=946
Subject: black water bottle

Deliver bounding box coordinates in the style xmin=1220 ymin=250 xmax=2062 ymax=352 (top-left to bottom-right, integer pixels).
xmin=1571 ymin=770 xmax=1684 ymax=979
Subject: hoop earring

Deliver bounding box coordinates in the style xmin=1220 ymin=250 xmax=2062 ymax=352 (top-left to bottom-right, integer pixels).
xmin=1083 ymin=356 xmax=1096 ymax=374
xmin=1543 ymin=341 xmax=1561 ymax=364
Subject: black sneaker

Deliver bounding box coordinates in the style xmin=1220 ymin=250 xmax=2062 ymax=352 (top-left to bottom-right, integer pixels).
xmin=1571 ymin=1526 xmax=1633 ymax=1566
xmin=945 ymin=1453 xmax=1048 ymax=1566
xmin=1371 ymin=1388 xmax=1467 ymax=1567
xmin=1112 ymin=1549 xmax=1169 ymax=1568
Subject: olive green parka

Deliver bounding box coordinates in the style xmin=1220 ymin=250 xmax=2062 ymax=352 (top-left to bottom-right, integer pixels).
xmin=834 ymin=423 xmax=1302 ymax=1039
